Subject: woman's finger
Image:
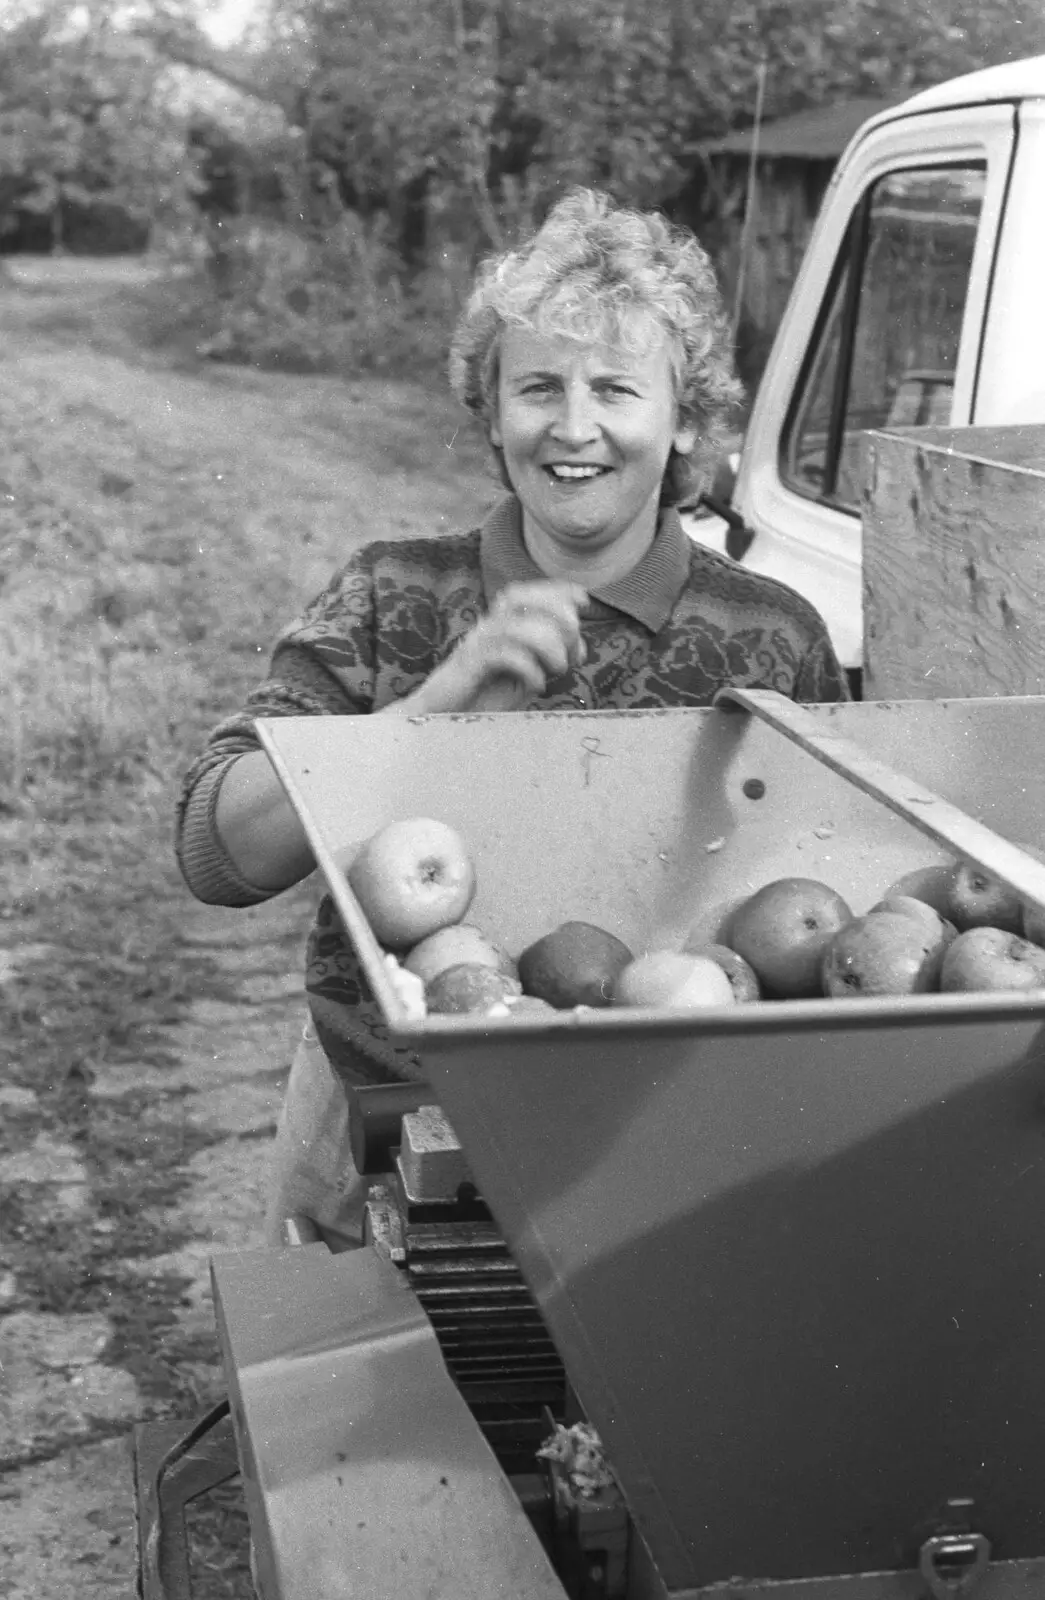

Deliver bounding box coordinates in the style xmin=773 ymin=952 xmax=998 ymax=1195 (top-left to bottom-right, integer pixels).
xmin=494 ymin=583 xmax=587 ymax=666
xmin=494 ymin=613 xmax=573 ymax=679
xmin=475 ymin=638 xmax=549 ymax=697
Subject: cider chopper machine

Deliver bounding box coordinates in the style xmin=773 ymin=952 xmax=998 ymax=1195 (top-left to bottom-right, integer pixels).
xmin=135 ymin=690 xmax=1045 ymax=1600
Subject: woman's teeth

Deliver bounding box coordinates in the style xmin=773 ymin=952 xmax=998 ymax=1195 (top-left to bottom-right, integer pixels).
xmin=547 ymin=465 xmax=608 ymax=480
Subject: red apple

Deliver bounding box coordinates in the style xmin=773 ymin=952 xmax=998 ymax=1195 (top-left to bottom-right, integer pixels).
xmin=404 ymin=923 xmax=516 ymax=986
xmin=946 ymin=862 xmax=1023 ymax=935
xmin=1013 ymin=844 xmax=1045 ymax=946
xmin=425 ymin=962 xmax=521 ymax=1015
xmin=727 ymin=878 xmax=852 ymax=999
xmin=1023 ymin=902 xmax=1045 ymax=948
xmin=347 ymin=817 xmax=476 ymax=949
xmin=868 ymin=894 xmax=957 ymax=946
xmin=940 ymin=927 xmax=1045 ymax=994
xmin=686 ymin=941 xmax=761 ymax=1002
xmin=880 ymin=863 xmax=958 ymax=918
xmin=518 ymin=922 xmax=633 ymax=1009
xmin=613 ymin=951 xmax=735 ymax=1010
xmin=822 ymin=912 xmax=949 ymax=998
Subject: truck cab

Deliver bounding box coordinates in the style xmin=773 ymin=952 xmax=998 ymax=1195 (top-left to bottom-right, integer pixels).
xmin=684 ymin=55 xmax=1045 ymax=681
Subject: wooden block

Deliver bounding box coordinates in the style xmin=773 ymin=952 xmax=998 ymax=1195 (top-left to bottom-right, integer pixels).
xmin=397 ymin=1104 xmax=471 ymax=1201
xmin=861 ymin=423 xmax=1045 ymax=700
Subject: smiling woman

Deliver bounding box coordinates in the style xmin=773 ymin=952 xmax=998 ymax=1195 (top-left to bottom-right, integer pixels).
xmin=174 ymin=186 xmax=848 ymax=1248
xmin=452 ymin=188 xmax=742 ymax=514
xmin=489 ymin=330 xmax=694 ymax=586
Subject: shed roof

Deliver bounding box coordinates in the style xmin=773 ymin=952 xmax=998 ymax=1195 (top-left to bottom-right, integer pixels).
xmin=703 ymin=96 xmax=909 ymax=161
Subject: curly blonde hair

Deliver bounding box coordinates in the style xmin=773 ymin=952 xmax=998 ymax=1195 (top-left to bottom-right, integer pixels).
xmin=449 ymin=188 xmax=743 ymax=505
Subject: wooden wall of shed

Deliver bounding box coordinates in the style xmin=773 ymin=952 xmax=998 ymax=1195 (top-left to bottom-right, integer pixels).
xmin=697 ymin=156 xmax=833 ymax=397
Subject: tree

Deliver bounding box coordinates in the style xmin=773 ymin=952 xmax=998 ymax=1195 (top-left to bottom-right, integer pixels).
xmin=0 ymin=1 xmax=194 ymax=249
xmin=129 ymin=0 xmax=1045 ymax=267
xmin=256 ymin=0 xmax=1045 ymax=252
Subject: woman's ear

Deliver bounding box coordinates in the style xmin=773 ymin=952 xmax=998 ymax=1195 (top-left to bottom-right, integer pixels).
xmin=489 ymin=409 xmax=502 ymax=448
xmin=673 ymin=419 xmax=698 ymax=457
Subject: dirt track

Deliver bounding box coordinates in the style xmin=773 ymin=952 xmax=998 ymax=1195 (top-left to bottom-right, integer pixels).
xmin=0 ymin=257 xmax=492 ymax=1596
xmin=2 ymin=891 xmax=306 ymax=1596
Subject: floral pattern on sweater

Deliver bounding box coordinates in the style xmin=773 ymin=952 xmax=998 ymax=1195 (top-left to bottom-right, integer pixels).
xmin=175 ymin=499 xmax=847 ymax=1088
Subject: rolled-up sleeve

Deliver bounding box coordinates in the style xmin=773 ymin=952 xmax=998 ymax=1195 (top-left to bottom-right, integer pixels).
xmin=175 ymin=642 xmax=369 ymax=907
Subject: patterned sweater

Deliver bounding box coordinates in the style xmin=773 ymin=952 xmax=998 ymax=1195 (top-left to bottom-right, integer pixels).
xmin=176 ymin=495 xmax=847 ymax=1087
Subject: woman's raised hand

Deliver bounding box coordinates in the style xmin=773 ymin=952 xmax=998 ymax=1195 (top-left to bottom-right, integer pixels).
xmin=402 ymin=581 xmax=589 ymax=714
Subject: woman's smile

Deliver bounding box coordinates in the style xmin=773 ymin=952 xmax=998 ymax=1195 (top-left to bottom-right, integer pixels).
xmin=542 ymin=460 xmax=614 ymax=503
xmin=543 ymin=462 xmax=611 ymax=481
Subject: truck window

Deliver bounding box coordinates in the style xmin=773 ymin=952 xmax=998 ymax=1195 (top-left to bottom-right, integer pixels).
xmin=782 ymin=164 xmax=987 ymax=510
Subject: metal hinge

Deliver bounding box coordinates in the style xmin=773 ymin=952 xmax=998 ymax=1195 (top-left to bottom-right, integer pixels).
xmin=697 ymin=492 xmax=755 ymax=561
xmin=919 ymin=1501 xmax=991 ymax=1600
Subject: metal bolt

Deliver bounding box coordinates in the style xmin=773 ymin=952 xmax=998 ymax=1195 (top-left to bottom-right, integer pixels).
xmin=742 ymin=778 xmax=766 ymax=800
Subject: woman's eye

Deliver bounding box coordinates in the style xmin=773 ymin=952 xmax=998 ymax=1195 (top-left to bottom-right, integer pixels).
xmin=601 ymin=383 xmax=637 ymax=399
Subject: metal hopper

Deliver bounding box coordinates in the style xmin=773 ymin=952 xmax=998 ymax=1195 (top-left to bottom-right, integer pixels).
xmin=257 ymin=695 xmax=1045 ymax=1595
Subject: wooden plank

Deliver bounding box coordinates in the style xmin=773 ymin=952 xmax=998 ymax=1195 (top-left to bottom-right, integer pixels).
xmin=895 ymin=423 xmax=1045 ymax=470
xmin=861 ymin=422 xmax=1045 ymax=699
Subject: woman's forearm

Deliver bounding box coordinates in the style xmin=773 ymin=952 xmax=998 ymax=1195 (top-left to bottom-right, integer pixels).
xmin=214 ymin=750 xmax=316 ymax=892
xmin=211 ymin=694 xmax=427 ymax=891
xmin=213 ymin=678 xmax=484 ymax=892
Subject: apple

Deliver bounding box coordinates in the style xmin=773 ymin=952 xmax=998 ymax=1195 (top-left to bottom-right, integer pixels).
xmin=685 ymin=941 xmax=761 ymax=1002
xmin=946 ymin=862 xmax=1023 ymax=935
xmin=880 ymin=863 xmax=958 ymax=918
xmin=867 ymin=894 xmax=957 ymax=946
xmin=940 ymin=927 xmax=1045 ymax=994
xmin=504 ymin=994 xmax=559 ymax=1018
xmin=518 ymin=921 xmax=633 ymax=1009
xmin=822 ymin=912 xmax=950 ymax=998
xmin=1013 ymin=844 xmax=1045 ymax=946
xmin=613 ymin=951 xmax=735 ymax=1010
xmin=425 ymin=962 xmax=522 ymax=1015
xmin=347 ymin=817 xmax=476 ymax=949
xmin=727 ymin=878 xmax=852 ymax=999
xmin=404 ymin=923 xmax=517 ymax=986
xmin=1023 ymin=902 xmax=1045 ymax=948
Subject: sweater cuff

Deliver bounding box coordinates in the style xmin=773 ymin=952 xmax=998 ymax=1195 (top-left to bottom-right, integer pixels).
xmin=176 ymin=758 xmax=279 ymax=907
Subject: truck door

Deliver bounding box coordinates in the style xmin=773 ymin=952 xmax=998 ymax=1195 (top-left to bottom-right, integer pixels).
xmin=731 ymin=105 xmax=1016 ymax=671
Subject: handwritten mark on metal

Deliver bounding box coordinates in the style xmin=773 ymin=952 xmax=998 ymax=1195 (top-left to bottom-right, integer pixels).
xmin=580 ymin=736 xmax=611 ymax=787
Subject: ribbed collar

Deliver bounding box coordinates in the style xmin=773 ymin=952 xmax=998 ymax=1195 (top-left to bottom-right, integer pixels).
xmin=478 ymin=495 xmax=690 ymax=633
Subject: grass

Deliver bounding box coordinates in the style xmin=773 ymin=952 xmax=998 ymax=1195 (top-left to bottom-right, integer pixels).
xmin=0 ymin=253 xmax=489 ymax=1109
xmin=0 ymin=255 xmax=488 ymax=1588
xmin=0 ymin=262 xmax=343 ymax=1182
xmin=0 ymin=400 xmax=266 ymax=1132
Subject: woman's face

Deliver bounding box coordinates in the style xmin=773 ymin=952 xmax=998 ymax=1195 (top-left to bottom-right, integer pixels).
xmin=490 ymin=325 xmax=695 ymax=556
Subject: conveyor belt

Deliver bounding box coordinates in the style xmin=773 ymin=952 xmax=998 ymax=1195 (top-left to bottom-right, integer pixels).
xmin=402 ymin=1218 xmax=566 ymax=1475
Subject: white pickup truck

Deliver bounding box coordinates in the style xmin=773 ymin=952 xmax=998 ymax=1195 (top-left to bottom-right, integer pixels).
xmin=684 ymin=53 xmax=1045 ymax=690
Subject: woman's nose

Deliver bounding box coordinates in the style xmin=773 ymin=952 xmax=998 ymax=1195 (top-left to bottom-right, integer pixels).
xmin=549 ymin=387 xmax=599 ymax=446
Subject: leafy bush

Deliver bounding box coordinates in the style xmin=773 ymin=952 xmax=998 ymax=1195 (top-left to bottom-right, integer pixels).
xmin=130 ymin=216 xmax=467 ymax=381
